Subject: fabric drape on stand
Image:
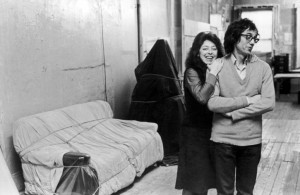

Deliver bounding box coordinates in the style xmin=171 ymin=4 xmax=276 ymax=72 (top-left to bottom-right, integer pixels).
xmin=128 ymin=39 xmax=185 ymax=158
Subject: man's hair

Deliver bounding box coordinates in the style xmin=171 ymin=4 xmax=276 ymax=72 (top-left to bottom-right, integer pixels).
xmin=224 ymin=18 xmax=258 ymax=54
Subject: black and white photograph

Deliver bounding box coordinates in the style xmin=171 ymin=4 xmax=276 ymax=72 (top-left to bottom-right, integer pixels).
xmin=0 ymin=1 xmax=300 ymax=195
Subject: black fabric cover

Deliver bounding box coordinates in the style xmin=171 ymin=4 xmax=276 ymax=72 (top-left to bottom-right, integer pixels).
xmin=128 ymin=39 xmax=185 ymax=156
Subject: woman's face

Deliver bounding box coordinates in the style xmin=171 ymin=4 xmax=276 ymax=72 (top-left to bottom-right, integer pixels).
xmin=199 ymin=40 xmax=218 ymax=65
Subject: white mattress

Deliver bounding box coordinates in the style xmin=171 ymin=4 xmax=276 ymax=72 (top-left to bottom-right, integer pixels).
xmin=13 ymin=100 xmax=164 ymax=195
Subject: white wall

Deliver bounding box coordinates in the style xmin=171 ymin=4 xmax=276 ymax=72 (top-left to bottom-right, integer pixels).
xmin=0 ymin=0 xmax=171 ymax=191
xmin=0 ymin=0 xmax=109 ymax=190
xmin=140 ymin=0 xmax=171 ymax=60
xmin=103 ymin=0 xmax=172 ymax=118
xmin=102 ymin=0 xmax=139 ymax=118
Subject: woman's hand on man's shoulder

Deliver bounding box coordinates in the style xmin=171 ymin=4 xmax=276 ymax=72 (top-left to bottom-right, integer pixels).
xmin=210 ymin=58 xmax=224 ymax=76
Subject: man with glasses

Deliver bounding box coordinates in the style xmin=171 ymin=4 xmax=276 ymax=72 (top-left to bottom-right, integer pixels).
xmin=208 ymin=18 xmax=275 ymax=195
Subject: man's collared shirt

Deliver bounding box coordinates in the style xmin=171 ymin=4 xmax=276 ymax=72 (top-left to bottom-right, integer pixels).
xmin=231 ymin=54 xmax=247 ymax=80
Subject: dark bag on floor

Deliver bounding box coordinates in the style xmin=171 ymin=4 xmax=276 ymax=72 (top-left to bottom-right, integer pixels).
xmin=55 ymin=152 xmax=99 ymax=195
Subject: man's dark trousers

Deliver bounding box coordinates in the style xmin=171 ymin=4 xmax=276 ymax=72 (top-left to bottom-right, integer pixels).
xmin=212 ymin=142 xmax=262 ymax=195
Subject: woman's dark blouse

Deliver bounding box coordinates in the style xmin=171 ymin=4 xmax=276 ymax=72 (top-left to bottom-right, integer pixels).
xmin=183 ymin=68 xmax=217 ymax=129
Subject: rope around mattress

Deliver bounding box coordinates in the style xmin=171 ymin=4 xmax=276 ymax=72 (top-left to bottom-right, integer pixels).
xmin=19 ymin=116 xmax=106 ymax=158
xmin=19 ymin=111 xmax=163 ymax=195
xmin=19 ymin=111 xmax=150 ymax=166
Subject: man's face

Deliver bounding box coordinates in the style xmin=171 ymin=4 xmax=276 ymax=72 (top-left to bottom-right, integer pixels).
xmin=235 ymin=28 xmax=259 ymax=56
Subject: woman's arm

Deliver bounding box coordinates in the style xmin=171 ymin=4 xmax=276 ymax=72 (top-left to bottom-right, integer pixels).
xmin=185 ymin=68 xmax=217 ymax=104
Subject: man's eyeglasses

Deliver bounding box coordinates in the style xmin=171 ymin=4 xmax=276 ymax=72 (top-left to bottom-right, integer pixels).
xmin=240 ymin=34 xmax=260 ymax=43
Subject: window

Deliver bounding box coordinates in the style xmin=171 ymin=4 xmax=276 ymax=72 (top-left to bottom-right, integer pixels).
xmin=241 ymin=10 xmax=273 ymax=53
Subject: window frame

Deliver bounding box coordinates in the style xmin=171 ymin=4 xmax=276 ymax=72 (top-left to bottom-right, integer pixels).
xmin=233 ymin=4 xmax=279 ymax=56
xmin=241 ymin=8 xmax=273 ymax=53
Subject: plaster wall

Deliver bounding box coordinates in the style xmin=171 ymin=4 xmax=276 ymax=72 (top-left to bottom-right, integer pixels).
xmin=101 ymin=0 xmax=138 ymax=119
xmin=0 ymin=0 xmax=170 ymax=191
xmin=0 ymin=0 xmax=138 ymax=190
xmin=103 ymin=0 xmax=171 ymax=118
xmin=139 ymin=0 xmax=171 ymax=60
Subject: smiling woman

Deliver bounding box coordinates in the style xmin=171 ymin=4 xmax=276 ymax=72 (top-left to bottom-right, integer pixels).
xmin=199 ymin=40 xmax=218 ymax=66
xmin=175 ymin=32 xmax=224 ymax=195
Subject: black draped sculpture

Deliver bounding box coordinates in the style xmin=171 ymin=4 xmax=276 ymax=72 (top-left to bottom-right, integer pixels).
xmin=128 ymin=39 xmax=185 ymax=157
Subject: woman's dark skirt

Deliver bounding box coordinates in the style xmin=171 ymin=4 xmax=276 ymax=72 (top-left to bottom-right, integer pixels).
xmin=175 ymin=125 xmax=215 ymax=193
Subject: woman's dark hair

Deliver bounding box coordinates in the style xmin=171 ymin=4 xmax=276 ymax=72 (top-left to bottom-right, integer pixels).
xmin=185 ymin=32 xmax=224 ymax=83
xmin=224 ymin=18 xmax=258 ymax=54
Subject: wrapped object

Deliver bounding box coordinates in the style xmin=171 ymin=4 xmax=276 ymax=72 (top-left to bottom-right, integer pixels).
xmin=129 ymin=39 xmax=185 ymax=156
xmin=55 ymin=152 xmax=99 ymax=195
xmin=13 ymin=100 xmax=164 ymax=195
xmin=55 ymin=166 xmax=99 ymax=195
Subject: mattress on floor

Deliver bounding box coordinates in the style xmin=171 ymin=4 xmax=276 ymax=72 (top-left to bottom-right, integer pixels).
xmin=13 ymin=100 xmax=164 ymax=195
